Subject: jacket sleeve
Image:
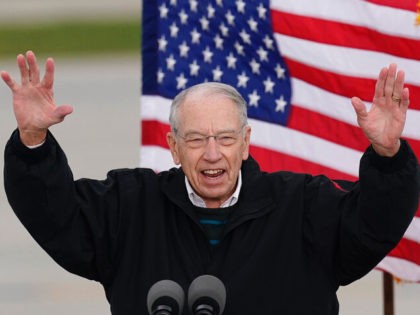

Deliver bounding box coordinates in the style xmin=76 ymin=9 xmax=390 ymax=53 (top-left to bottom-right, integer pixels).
xmin=4 ymin=130 xmax=132 ymax=285
xmin=305 ymin=140 xmax=419 ymax=286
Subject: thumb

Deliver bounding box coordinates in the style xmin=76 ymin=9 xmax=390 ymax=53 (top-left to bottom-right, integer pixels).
xmin=53 ymin=104 xmax=74 ymax=122
xmin=351 ymin=97 xmax=368 ymax=119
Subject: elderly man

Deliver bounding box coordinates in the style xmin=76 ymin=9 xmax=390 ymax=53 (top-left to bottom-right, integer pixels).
xmin=2 ymin=51 xmax=419 ymax=314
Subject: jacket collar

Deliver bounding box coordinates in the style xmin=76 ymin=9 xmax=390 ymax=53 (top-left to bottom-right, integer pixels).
xmin=160 ymin=156 xmax=276 ymax=221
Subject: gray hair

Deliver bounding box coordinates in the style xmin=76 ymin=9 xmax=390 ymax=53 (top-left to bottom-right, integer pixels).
xmin=169 ymin=82 xmax=248 ymax=134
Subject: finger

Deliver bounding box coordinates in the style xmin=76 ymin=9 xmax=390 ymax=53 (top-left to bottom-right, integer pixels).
xmin=1 ymin=71 xmax=19 ymax=92
xmin=41 ymin=57 xmax=55 ymax=89
xmin=26 ymin=51 xmax=40 ymax=84
xmin=351 ymin=96 xmax=368 ymax=120
xmin=17 ymin=54 xmax=30 ymax=85
xmin=373 ymin=66 xmax=388 ymax=99
xmin=53 ymin=104 xmax=74 ymax=121
xmin=384 ymin=63 xmax=397 ymax=99
xmin=391 ymin=69 xmax=405 ymax=103
xmin=400 ymin=87 xmax=410 ymax=111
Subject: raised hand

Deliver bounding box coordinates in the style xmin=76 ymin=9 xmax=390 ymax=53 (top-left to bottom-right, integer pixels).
xmin=351 ymin=63 xmax=409 ymax=157
xmin=1 ymin=51 xmax=73 ymax=146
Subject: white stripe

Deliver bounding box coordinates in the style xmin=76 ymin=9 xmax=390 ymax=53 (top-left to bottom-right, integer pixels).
xmin=249 ymin=118 xmax=361 ymax=176
xmin=140 ymin=145 xmax=177 ymax=170
xmin=274 ymin=33 xmax=420 ymax=87
xmin=404 ymin=217 xmax=420 ymax=243
xmin=377 ymin=256 xmax=420 ymax=282
xmin=292 ymin=78 xmax=359 ymax=126
xmin=292 ymin=78 xmax=420 ymax=140
xmin=140 ymin=140 xmax=359 ymax=177
xmin=270 ymin=0 xmax=420 ymax=40
xmin=140 ymin=95 xmax=171 ymax=123
xmin=142 ymin=81 xmax=420 ymax=145
xmin=404 ymin=110 xmax=420 ymax=140
xmin=141 ymin=96 xmax=363 ymax=176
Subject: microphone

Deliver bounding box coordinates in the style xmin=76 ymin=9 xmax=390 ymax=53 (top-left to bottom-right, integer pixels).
xmin=188 ymin=275 xmax=226 ymax=315
xmin=147 ymin=279 xmax=185 ymax=315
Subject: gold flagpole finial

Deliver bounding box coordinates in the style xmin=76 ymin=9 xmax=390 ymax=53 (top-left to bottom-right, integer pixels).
xmin=417 ymin=0 xmax=420 ymax=25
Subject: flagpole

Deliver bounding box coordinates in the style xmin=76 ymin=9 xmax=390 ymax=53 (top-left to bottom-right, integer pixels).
xmin=383 ymin=272 xmax=394 ymax=315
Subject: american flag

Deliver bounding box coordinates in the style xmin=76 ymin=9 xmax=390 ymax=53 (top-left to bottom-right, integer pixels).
xmin=141 ymin=0 xmax=420 ymax=282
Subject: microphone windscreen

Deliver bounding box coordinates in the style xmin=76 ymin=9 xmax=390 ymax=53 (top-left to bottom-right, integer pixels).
xmin=188 ymin=275 xmax=226 ymax=315
xmin=147 ymin=279 xmax=185 ymax=315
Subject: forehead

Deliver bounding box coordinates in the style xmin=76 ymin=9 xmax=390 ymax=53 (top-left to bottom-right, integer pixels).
xmin=177 ymin=91 xmax=242 ymax=131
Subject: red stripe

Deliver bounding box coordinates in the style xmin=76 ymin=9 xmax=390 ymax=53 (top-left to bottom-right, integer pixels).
xmin=388 ymin=238 xmax=420 ymax=265
xmin=288 ymin=105 xmax=420 ymax=158
xmin=142 ymin=120 xmax=420 ymax=217
xmin=142 ymin=118 xmax=420 ymax=186
xmin=141 ymin=120 xmax=171 ymax=148
xmin=271 ymin=9 xmax=420 ymax=61
xmin=364 ymin=0 xmax=418 ymax=12
xmin=284 ymin=57 xmax=420 ymax=110
xmin=249 ymin=145 xmax=358 ymax=181
xmin=288 ymin=105 xmax=370 ymax=152
xmin=141 ymin=120 xmax=357 ymax=181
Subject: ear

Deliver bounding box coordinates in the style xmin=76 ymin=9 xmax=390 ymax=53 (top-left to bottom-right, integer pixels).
xmin=242 ymin=126 xmax=252 ymax=160
xmin=166 ymin=132 xmax=181 ymax=165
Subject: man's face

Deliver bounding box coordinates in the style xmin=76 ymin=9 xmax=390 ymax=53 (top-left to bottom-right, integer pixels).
xmin=167 ymin=91 xmax=251 ymax=208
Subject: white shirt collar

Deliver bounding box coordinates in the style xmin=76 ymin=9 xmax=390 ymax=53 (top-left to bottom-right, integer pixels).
xmin=185 ymin=171 xmax=242 ymax=208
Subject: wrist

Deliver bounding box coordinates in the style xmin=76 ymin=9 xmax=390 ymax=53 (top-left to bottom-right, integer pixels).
xmin=18 ymin=128 xmax=47 ymax=147
xmin=372 ymin=139 xmax=401 ymax=157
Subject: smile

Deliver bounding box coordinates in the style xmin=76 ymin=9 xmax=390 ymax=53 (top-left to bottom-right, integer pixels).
xmin=202 ymin=169 xmax=224 ymax=177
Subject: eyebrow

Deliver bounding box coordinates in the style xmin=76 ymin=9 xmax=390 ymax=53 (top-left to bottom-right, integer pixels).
xmin=182 ymin=128 xmax=238 ymax=136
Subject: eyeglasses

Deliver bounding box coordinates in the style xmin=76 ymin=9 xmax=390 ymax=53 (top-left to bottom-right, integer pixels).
xmin=177 ymin=128 xmax=244 ymax=149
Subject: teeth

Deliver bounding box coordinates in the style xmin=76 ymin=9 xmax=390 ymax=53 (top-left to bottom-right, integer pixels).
xmin=203 ymin=169 xmax=223 ymax=175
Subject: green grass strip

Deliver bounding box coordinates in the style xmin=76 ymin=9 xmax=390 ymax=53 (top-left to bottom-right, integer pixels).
xmin=0 ymin=19 xmax=140 ymax=57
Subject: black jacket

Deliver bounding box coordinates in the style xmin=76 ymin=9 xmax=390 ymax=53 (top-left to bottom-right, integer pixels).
xmin=4 ymin=130 xmax=419 ymax=314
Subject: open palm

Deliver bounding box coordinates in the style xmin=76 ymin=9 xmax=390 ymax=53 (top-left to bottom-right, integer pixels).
xmin=351 ymin=64 xmax=409 ymax=157
xmin=1 ymin=51 xmax=73 ymax=145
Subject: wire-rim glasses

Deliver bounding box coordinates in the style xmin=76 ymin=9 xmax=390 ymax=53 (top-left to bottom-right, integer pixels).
xmin=176 ymin=127 xmax=245 ymax=149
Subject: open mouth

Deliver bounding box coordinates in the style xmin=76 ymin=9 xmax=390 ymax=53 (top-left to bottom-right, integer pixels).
xmin=202 ymin=169 xmax=225 ymax=178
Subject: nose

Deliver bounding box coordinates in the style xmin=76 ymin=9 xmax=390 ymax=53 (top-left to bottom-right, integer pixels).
xmin=203 ymin=136 xmax=222 ymax=161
